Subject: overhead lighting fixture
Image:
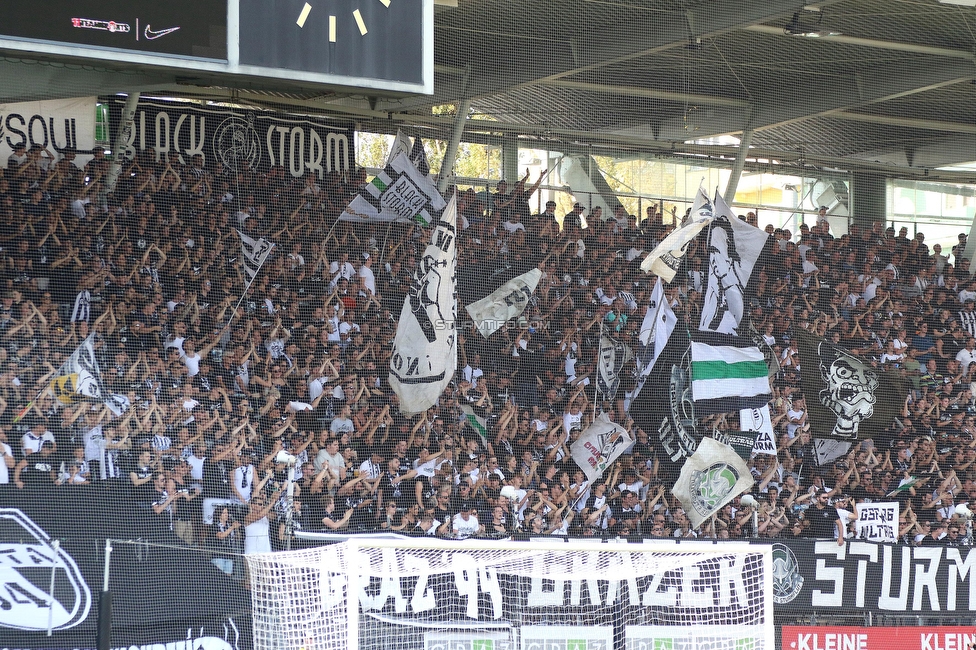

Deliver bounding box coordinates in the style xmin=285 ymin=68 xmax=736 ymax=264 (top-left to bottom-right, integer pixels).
xmin=939 ymin=0 xmax=976 ymax=6
xmin=785 ymin=11 xmax=841 ymax=38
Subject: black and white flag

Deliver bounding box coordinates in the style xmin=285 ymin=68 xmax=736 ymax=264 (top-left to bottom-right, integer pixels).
xmin=796 ymin=329 xmax=909 ymax=440
xmin=570 ymin=413 xmax=634 ymax=482
xmin=597 ymin=334 xmax=633 ymax=401
xmin=389 ymin=196 xmax=458 ymax=416
xmin=699 ymin=192 xmax=771 ymax=336
xmin=340 ymin=151 xmax=445 ymax=226
xmin=49 ymin=334 xmax=129 ymax=416
xmin=236 ymin=230 xmax=275 ymax=286
xmin=464 ymin=268 xmax=543 ymax=338
xmin=640 ymin=187 xmax=714 ymax=281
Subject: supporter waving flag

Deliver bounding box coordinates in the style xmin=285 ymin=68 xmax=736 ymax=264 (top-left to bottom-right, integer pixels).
xmin=340 ymin=151 xmax=446 ymax=226
xmin=639 ymin=187 xmax=714 ymax=281
xmin=698 ymin=192 xmax=772 ymax=337
xmin=49 ymin=334 xmax=128 ymax=416
xmin=389 ymin=196 xmax=458 ymax=415
xmin=236 ymin=229 xmax=275 ymax=287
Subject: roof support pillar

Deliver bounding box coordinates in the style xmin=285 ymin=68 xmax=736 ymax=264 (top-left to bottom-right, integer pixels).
xmin=723 ymin=128 xmax=754 ymax=204
xmin=437 ymin=98 xmax=471 ymax=194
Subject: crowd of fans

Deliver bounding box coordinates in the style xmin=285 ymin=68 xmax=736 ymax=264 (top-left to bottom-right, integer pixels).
xmin=1 ymin=139 xmax=975 ymax=554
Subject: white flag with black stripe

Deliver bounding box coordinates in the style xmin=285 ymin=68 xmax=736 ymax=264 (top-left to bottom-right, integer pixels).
xmin=389 ymin=196 xmax=458 ymax=416
xmin=237 ymin=230 xmax=275 ymax=286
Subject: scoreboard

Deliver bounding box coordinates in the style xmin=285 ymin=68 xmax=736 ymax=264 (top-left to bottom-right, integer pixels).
xmin=0 ymin=0 xmax=432 ymax=94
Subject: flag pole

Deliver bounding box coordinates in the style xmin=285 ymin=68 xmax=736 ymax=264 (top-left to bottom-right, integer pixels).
xmin=593 ymin=320 xmax=604 ymax=419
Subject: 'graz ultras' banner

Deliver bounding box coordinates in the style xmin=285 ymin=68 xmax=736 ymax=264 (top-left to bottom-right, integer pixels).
xmin=766 ymin=539 xmax=976 ymax=614
xmin=0 ymin=489 xmax=250 ymax=650
xmin=109 ymin=98 xmax=354 ymax=178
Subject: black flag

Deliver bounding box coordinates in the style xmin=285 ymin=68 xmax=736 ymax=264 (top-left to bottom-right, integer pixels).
xmin=795 ymin=329 xmax=909 ymax=440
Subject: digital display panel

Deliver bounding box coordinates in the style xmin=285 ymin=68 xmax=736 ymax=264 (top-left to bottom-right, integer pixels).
xmin=0 ymin=0 xmax=227 ymax=60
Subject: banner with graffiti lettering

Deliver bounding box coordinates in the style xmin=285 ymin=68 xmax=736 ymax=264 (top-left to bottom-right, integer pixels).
xmin=108 ymin=98 xmax=354 ymax=178
xmin=0 ymin=96 xmax=97 ymax=168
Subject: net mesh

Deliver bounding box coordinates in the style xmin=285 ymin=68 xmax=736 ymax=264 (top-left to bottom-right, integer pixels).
xmin=245 ymin=541 xmax=771 ymax=650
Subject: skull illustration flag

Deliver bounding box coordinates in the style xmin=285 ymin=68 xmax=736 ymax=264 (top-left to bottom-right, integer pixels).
xmin=340 ymin=151 xmax=446 ymax=226
xmin=389 ymin=196 xmax=458 ymax=416
xmin=672 ymin=436 xmax=754 ymax=529
xmin=698 ymin=191 xmax=772 ymax=337
xmin=796 ymin=329 xmax=909 ymax=440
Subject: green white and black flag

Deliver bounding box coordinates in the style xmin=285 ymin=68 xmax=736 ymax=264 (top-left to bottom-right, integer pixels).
xmin=460 ymin=404 xmax=488 ymax=445
xmin=672 ymin=437 xmax=755 ymax=529
xmin=690 ymin=331 xmax=772 ymax=414
xmin=796 ymin=329 xmax=909 ymax=440
xmin=340 ymin=151 xmax=445 ymax=226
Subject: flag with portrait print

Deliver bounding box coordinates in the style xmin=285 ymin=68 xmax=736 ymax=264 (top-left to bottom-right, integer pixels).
xmin=698 ymin=192 xmax=772 ymax=336
xmin=389 ymin=196 xmax=458 ymax=416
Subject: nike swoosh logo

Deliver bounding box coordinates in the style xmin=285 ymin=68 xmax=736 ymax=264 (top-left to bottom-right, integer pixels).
xmin=144 ymin=25 xmax=180 ymax=40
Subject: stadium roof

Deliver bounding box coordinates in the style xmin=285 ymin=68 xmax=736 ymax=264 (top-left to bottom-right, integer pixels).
xmin=3 ymin=0 xmax=976 ymax=181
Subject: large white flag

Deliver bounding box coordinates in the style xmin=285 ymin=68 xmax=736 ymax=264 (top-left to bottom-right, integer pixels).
xmin=236 ymin=230 xmax=275 ymax=286
xmin=340 ymin=151 xmax=446 ymax=226
xmin=464 ymin=268 xmax=543 ymax=338
xmin=389 ymin=196 xmax=458 ymax=416
xmin=570 ymin=413 xmax=634 ymax=482
xmin=672 ymin=437 xmax=754 ymax=529
xmin=640 ymin=187 xmax=714 ymax=281
xmin=699 ymin=192 xmax=770 ymax=336
xmin=49 ymin=334 xmax=128 ymax=416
